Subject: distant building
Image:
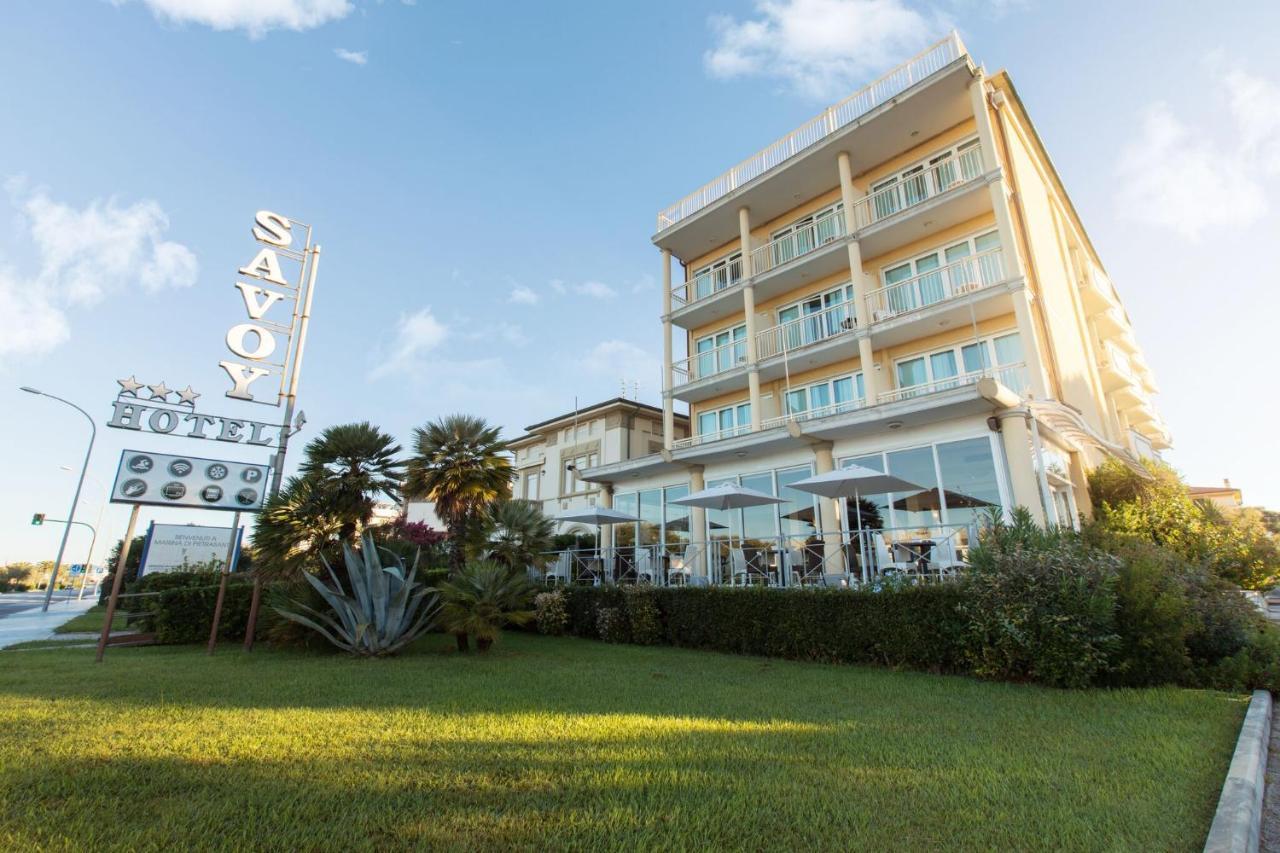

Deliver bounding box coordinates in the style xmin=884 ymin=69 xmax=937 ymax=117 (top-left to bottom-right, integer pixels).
xmin=1189 ymin=480 xmax=1244 ymax=511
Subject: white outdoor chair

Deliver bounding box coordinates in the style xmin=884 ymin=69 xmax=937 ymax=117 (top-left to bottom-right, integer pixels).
xmin=635 ymin=549 xmax=655 ymax=585
xmin=551 ymin=551 xmax=572 ymax=584
xmin=782 ymin=547 xmax=805 ymax=587
xmin=874 ymin=534 xmax=916 ymax=577
xmin=930 ymin=536 xmax=965 ymax=576
xmin=730 ymin=548 xmax=750 ymax=586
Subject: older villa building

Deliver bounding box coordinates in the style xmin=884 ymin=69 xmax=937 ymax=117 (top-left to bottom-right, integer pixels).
xmin=575 ymin=34 xmax=1168 ymax=581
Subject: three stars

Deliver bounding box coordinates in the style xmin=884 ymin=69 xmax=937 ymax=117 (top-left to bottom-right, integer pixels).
xmin=116 ymin=377 xmax=200 ymax=407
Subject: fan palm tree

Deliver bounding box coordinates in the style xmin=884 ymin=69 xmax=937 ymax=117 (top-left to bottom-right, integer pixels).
xmin=486 ymin=499 xmax=556 ymax=571
xmin=252 ymin=475 xmax=348 ymax=581
xmin=405 ymin=414 xmax=513 ymax=570
xmin=438 ymin=559 xmax=535 ymax=652
xmin=299 ymin=422 xmax=404 ymax=540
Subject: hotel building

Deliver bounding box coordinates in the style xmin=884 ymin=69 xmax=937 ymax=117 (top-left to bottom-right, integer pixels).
xmin=575 ymin=33 xmax=1169 ymax=581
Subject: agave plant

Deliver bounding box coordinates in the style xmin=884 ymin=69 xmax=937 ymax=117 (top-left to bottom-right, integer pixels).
xmin=439 ymin=560 xmax=536 ymax=652
xmin=274 ymin=531 xmax=440 ymax=656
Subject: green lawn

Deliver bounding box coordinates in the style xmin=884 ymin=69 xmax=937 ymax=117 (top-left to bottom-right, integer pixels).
xmin=0 ymin=633 xmax=1244 ymax=850
xmin=52 ymin=604 xmax=125 ymax=634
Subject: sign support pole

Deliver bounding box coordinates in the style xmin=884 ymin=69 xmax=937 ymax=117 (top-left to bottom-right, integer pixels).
xmin=96 ymin=503 xmax=141 ymax=663
xmin=207 ymin=511 xmax=241 ymax=655
xmin=244 ymin=244 xmax=321 ymax=652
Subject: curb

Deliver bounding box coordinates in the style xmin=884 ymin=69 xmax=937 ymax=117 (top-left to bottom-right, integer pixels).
xmin=1205 ymin=690 xmax=1272 ymax=853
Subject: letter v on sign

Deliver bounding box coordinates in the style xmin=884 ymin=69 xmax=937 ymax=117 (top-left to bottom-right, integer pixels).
xmin=234 ymin=282 xmax=287 ymax=320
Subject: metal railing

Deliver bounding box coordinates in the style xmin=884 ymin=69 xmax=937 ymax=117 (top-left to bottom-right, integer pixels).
xmin=673 ymin=255 xmax=744 ymax=307
xmin=750 ymin=208 xmax=847 ymax=277
xmin=674 ymin=338 xmax=749 ymax=385
xmin=657 ymin=33 xmax=967 ymax=231
xmin=852 ymin=143 xmax=985 ymax=229
xmin=879 ymin=362 xmax=1028 ymax=404
xmin=672 ymin=421 xmax=753 ymax=449
xmin=1100 ymin=340 xmax=1136 ymax=385
xmin=756 ymin=299 xmax=858 ymax=361
xmin=866 ymin=248 xmax=1004 ymax=322
xmin=537 ymin=523 xmax=978 ymax=588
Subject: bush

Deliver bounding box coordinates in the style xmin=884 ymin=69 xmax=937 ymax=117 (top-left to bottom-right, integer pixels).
xmin=622 ymin=586 xmax=661 ymax=645
xmin=128 ymin=571 xmax=259 ymax=644
xmin=533 ymin=591 xmax=568 ymax=636
xmin=596 ymin=607 xmax=628 ymax=644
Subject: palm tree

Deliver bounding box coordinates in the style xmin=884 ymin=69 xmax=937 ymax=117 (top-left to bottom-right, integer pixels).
xmin=486 ymin=499 xmax=556 ymax=571
xmin=438 ymin=560 xmax=535 ymax=652
xmin=299 ymin=422 xmax=403 ymax=540
xmin=405 ymin=414 xmax=513 ymax=570
xmin=252 ymin=476 xmax=348 ymax=580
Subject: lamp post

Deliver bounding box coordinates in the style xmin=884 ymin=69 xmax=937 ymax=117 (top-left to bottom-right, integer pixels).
xmin=62 ymin=466 xmax=108 ymax=600
xmin=21 ymin=387 xmax=96 ymax=611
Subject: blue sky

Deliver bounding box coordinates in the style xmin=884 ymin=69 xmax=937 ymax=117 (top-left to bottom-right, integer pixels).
xmin=2 ymin=0 xmax=1278 ymax=564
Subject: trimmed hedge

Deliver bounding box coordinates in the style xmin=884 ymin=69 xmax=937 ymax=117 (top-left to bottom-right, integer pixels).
xmin=127 ymin=571 xmax=260 ymax=645
xmin=561 ymin=584 xmax=970 ymax=673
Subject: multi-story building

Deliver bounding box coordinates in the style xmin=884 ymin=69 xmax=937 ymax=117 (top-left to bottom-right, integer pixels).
xmin=578 ymin=33 xmax=1169 ymax=579
xmin=508 ymin=398 xmax=688 ymax=524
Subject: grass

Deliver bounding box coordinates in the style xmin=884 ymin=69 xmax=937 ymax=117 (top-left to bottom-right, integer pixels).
xmin=52 ymin=604 xmax=124 ymax=634
xmin=0 ymin=633 xmax=1245 ymax=851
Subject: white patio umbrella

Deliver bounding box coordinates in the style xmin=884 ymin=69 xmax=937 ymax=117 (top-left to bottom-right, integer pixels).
xmin=552 ymin=506 xmax=641 ymax=581
xmin=669 ymin=483 xmax=785 ymax=548
xmin=788 ymin=465 xmax=922 ymax=583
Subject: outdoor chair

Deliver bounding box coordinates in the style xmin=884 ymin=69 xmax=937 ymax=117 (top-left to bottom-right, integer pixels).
xmin=730 ymin=548 xmax=750 ymax=586
xmin=635 ymin=549 xmax=655 ymax=585
xmin=874 ymin=534 xmax=916 ymax=577
xmin=930 ymin=537 xmax=965 ymax=577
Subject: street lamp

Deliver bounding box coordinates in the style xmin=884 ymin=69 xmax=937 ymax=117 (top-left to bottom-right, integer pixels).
xmin=21 ymin=386 xmax=96 ymax=611
xmin=62 ymin=466 xmax=108 ymax=600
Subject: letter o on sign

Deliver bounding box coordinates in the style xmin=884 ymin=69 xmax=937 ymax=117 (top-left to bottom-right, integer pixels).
xmin=226 ymin=323 xmax=277 ymax=361
xmin=148 ymin=409 xmax=179 ymax=434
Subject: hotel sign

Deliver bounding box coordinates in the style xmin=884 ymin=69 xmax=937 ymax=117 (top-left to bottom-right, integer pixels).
xmin=110 ymin=449 xmax=270 ymax=512
xmin=107 ymin=377 xmax=282 ymax=447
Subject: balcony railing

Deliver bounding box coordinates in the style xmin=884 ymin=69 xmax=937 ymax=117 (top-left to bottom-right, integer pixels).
xmin=672 ymin=255 xmax=744 ymax=307
xmin=852 ymin=143 xmax=985 ymax=229
xmin=756 ymin=300 xmax=857 ymax=361
xmin=878 ymin=362 xmax=1028 ymax=404
xmin=750 ymin=208 xmax=847 ymax=277
xmin=866 ymin=248 xmax=1004 ymax=322
xmin=672 ymin=422 xmax=753 ymax=449
xmin=674 ymin=338 xmax=748 ymax=385
xmin=1100 ymin=340 xmax=1136 ymax=385
xmin=656 ymin=33 xmax=967 ymax=231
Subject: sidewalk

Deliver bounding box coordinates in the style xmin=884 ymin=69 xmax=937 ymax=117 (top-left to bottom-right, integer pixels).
xmin=0 ymin=598 xmax=97 ymax=648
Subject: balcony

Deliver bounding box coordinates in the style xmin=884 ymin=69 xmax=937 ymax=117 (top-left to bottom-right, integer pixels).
xmin=867 ymin=248 xmax=1003 ymax=323
xmin=878 ymin=363 xmax=1029 ymax=405
xmin=657 ymin=33 xmax=968 ymax=236
xmin=672 ymin=338 xmax=750 ymax=401
xmin=756 ymin=300 xmax=858 ymax=361
xmin=672 ymin=422 xmax=757 ymax=450
xmin=749 ymin=207 xmax=848 ymax=278
xmin=672 ymin=255 xmax=744 ymax=307
xmin=1097 ymin=340 xmax=1137 ymax=392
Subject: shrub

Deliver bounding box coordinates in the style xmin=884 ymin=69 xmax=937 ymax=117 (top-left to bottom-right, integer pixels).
xmin=439 ymin=559 xmax=535 ymax=652
xmin=128 ymin=571 xmax=259 ymax=644
xmin=534 ymin=591 xmax=568 ymax=636
xmin=622 ymin=587 xmax=662 ymax=645
xmin=596 ymin=607 xmax=629 ymax=644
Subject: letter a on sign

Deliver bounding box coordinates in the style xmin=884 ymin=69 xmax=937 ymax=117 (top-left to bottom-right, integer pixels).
xmin=238 ymin=249 xmax=287 ymax=286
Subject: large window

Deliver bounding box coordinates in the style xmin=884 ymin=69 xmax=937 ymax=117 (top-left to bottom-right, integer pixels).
xmin=785 ymin=373 xmax=864 ymax=419
xmin=563 ymin=450 xmax=599 ymax=495
xmin=869 ymin=137 xmax=982 ymax=222
xmin=694 ymin=324 xmax=747 ymax=379
xmin=880 ymin=230 xmax=1002 ymax=315
xmin=690 ymin=252 xmax=743 ymax=300
xmin=696 ymin=402 xmax=751 ymax=440
xmin=894 ymin=331 xmax=1024 ymax=397
xmin=522 ymin=470 xmax=541 ymax=501
xmin=770 ymin=202 xmax=845 ymax=267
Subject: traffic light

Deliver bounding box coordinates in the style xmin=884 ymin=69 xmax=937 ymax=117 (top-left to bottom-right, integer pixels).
xmin=31 ymin=513 xmax=45 ymax=526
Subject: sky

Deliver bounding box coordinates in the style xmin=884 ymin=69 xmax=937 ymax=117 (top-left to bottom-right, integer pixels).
xmin=2 ymin=0 xmax=1278 ymax=565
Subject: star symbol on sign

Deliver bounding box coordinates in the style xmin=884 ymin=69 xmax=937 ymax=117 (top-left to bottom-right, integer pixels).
xmin=148 ymin=381 xmax=172 ymax=401
xmin=117 ymin=376 xmax=144 ymax=396
xmin=177 ymin=385 xmax=200 ymax=406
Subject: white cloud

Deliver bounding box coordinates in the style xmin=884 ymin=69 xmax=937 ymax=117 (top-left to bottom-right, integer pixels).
xmin=549 ymin=278 xmax=567 ymax=295
xmin=508 ymin=284 xmax=539 ymax=305
xmin=1115 ymin=62 xmax=1280 ymax=239
xmin=573 ymin=280 xmax=617 ymax=300
xmin=579 ymin=340 xmax=660 ymax=393
xmin=0 ymin=184 xmax=198 ymax=358
xmin=333 ymin=47 xmax=367 ymax=65
xmin=705 ymin=0 xmax=943 ymax=100
xmin=111 ymin=0 xmax=353 ymax=38
xmin=370 ymin=306 xmax=448 ymax=378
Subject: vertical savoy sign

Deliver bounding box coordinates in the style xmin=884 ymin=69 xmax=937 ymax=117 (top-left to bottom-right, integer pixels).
xmin=221 ymin=211 xmax=313 ymax=404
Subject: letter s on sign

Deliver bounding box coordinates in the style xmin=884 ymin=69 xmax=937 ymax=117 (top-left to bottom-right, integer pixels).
xmin=252 ymin=211 xmax=292 ymax=248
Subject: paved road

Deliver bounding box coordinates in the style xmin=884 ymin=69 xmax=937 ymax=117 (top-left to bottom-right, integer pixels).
xmin=0 ymin=588 xmax=92 ymax=618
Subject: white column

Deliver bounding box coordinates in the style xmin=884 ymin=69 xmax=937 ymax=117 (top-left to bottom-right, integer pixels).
xmin=600 ymin=484 xmax=614 ymax=552
xmin=739 ymin=207 xmax=762 ymax=430
xmin=661 ymin=248 xmax=675 ymax=448
xmin=838 ymin=152 xmax=879 ymax=404
xmin=689 ymin=465 xmax=707 ymax=578
xmin=998 ymin=411 xmax=1047 ymax=525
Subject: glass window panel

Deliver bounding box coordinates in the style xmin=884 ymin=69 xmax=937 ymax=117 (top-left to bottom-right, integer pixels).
xmin=886 ymin=446 xmax=941 ymax=530
xmin=740 ymin=472 xmax=777 ymax=546
xmin=706 ymin=476 xmax=740 ymax=557
xmin=974 ymin=231 xmax=1001 ymax=252
xmin=719 ymin=409 xmax=734 ymax=432
xmin=777 ymin=465 xmax=817 ymax=547
xmin=936 ymin=437 xmax=1002 ymax=529
xmin=614 ymin=493 xmax=638 ymax=547
xmin=993 ymin=333 xmax=1023 ymax=365
xmin=809 ymin=383 xmax=831 ymax=410
xmin=698 ymin=412 xmax=716 ymax=436
xmin=961 ymin=342 xmax=990 ymax=373
xmin=915 ymin=253 xmax=944 ymax=304
xmin=944 ymin=241 xmax=972 ymax=263
xmin=735 ymin=404 xmax=751 ymax=428
xmin=855 ymin=373 xmax=865 ymax=401
xmin=842 ymin=454 xmax=887 ymax=531
xmin=639 ymin=489 xmax=662 ymax=547
xmin=664 ymin=484 xmax=690 ymax=549
xmin=930 ymin=350 xmax=958 ymax=381
xmin=833 ymin=377 xmax=854 ymax=404
xmin=786 ymin=389 xmax=807 ymax=414
xmin=897 ymin=357 xmax=927 ymax=388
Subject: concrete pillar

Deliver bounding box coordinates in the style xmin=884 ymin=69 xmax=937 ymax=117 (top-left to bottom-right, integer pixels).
xmin=998 ymin=411 xmax=1046 ymax=525
xmin=837 ymin=152 xmax=879 ymax=403
xmin=1011 ymin=288 xmax=1049 ymax=399
xmin=661 ymin=248 xmax=675 ymax=448
xmin=689 ymin=465 xmax=707 ymax=577
xmin=811 ymin=443 xmax=846 ymax=574
xmin=600 ymin=484 xmax=614 ymax=551
xmin=739 ymin=207 xmax=763 ymax=430
xmin=1068 ymin=451 xmax=1092 ymax=524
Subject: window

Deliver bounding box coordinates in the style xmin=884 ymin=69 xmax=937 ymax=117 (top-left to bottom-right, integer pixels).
xmin=693 ymin=324 xmax=747 ymax=379
xmin=563 ymin=450 xmax=599 ymax=495
xmin=523 ymin=471 xmax=541 ymax=501
xmin=785 ymin=373 xmax=864 ymax=418
xmin=690 ymin=252 xmax=743 ymax=300
xmin=894 ymin=331 xmax=1024 ymax=396
xmin=776 ymin=283 xmax=856 ymax=350
xmin=867 ymin=137 xmax=983 ymax=223
xmin=879 ymin=230 xmax=1002 ymax=315
xmin=769 ymin=202 xmax=845 ymax=268
xmin=697 ymin=402 xmax=750 ymax=440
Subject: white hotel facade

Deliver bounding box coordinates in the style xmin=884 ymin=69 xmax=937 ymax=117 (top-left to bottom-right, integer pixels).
xmin=571 ymin=34 xmax=1167 ymax=580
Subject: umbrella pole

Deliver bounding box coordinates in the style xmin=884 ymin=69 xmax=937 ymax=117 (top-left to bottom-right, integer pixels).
xmin=855 ymin=488 xmax=868 ymax=585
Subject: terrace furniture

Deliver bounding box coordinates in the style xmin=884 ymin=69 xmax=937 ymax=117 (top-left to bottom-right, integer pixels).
xmin=874 ymin=535 xmax=916 ymax=577
xmin=929 ymin=537 xmax=964 ymax=576
xmin=636 ymin=549 xmax=656 ymax=585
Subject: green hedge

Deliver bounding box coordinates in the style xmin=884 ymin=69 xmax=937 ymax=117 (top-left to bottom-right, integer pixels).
xmin=127 ymin=571 xmax=261 ymax=645
xmin=561 ymin=584 xmax=970 ymax=673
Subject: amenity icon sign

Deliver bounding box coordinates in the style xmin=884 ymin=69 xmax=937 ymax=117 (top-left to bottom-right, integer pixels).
xmin=110 ymin=449 xmax=270 ymax=512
